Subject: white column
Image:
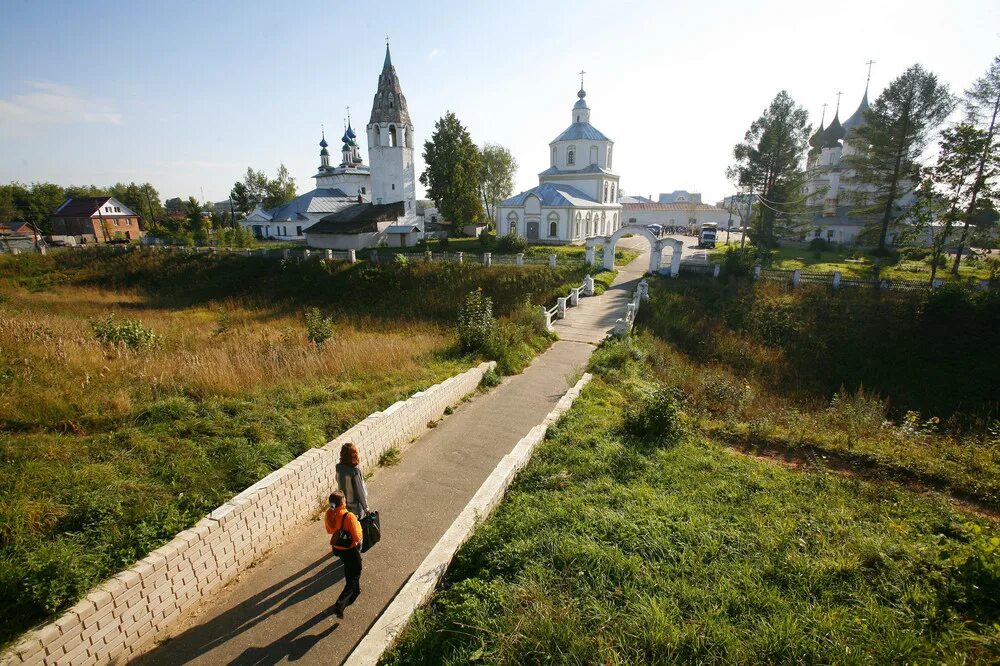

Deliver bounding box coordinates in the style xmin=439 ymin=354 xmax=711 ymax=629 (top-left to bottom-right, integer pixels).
xmin=583 ymin=275 xmax=595 ymax=296
xmin=516 ymin=253 xmax=524 ymax=267
xmin=585 ymin=245 xmax=595 ymax=266
xmin=325 ymin=249 xmax=333 ymax=260
xmin=570 ymin=287 xmax=579 ymax=306
xmin=549 ymin=254 xmax=557 ymax=268
xmin=557 ymin=297 xmax=567 ymax=318
xmin=669 ymin=241 xmax=682 ymax=277
xmin=483 ymin=252 xmax=491 ymax=266
xmin=832 ymin=271 xmax=841 ymax=289
xmin=603 ymin=244 xmax=615 ymax=271
xmin=348 ymin=249 xmax=357 ymax=263
xmin=456 ymin=251 xmax=463 ymax=264
xmin=791 ymin=269 xmax=801 ymax=287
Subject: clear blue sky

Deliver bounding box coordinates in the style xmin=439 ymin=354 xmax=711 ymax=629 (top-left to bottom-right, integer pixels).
xmin=1 ymin=0 xmax=998 ymax=205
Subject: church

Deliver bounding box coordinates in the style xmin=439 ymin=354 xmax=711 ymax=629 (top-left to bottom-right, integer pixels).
xmin=244 ymin=44 xmax=421 ymax=249
xmin=802 ymin=67 xmax=915 ymax=245
xmin=498 ymin=79 xmax=622 ymax=245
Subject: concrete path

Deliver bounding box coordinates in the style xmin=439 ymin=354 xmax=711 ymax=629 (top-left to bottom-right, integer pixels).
xmin=135 ymin=242 xmax=648 ymax=666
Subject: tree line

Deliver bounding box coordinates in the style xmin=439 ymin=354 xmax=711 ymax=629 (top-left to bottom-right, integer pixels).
xmin=0 ymin=181 xmax=164 ymax=236
xmin=729 ymin=55 xmax=999 ymax=275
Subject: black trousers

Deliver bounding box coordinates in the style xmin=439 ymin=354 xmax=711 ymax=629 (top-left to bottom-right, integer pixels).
xmin=334 ymin=546 xmax=362 ymax=608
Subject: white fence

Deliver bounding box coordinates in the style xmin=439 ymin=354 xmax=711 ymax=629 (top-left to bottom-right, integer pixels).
xmin=539 ymin=275 xmax=596 ymax=331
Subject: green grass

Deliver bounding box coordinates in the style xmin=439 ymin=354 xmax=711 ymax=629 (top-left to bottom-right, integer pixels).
xmin=0 ymin=249 xmax=582 ymax=645
xmin=383 ymin=339 xmax=1000 ymax=665
xmin=709 ymin=244 xmax=997 ymax=282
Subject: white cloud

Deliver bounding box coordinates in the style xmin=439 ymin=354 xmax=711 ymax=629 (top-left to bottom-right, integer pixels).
xmin=0 ymin=81 xmax=122 ymax=137
xmin=428 ymin=48 xmax=445 ymax=60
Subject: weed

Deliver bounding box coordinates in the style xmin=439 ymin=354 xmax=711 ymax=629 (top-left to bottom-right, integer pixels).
xmin=378 ymin=447 xmax=401 ymax=467
xmin=304 ymin=308 xmax=334 ymax=346
xmin=91 ymin=314 xmax=160 ymax=349
xmin=444 ymin=406 xmax=454 ymax=415
xmin=479 ymin=369 xmax=502 ymax=389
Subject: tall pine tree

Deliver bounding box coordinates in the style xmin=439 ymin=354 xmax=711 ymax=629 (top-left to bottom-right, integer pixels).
xmin=846 ymin=64 xmax=954 ymax=253
xmin=727 ymin=91 xmax=811 ymax=250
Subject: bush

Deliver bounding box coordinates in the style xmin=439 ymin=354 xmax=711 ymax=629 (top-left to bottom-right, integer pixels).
xmin=623 ymin=385 xmax=686 ymax=444
xmin=457 ymin=289 xmax=496 ymax=352
xmin=393 ymin=253 xmax=409 ymax=266
xmin=479 ymin=368 xmax=502 ymax=389
xmin=720 ymin=246 xmax=758 ymax=277
xmin=304 ymin=307 xmax=334 ymax=346
xmin=898 ymin=246 xmax=930 ymax=261
xmin=482 ymin=320 xmax=536 ymax=375
xmin=808 ymin=237 xmax=834 ymax=253
xmin=495 ymin=233 xmax=528 ymax=255
xmin=91 ymin=314 xmax=160 ymax=349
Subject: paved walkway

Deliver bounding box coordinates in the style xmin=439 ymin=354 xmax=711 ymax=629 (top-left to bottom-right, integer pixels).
xmin=135 ymin=241 xmax=648 ymax=666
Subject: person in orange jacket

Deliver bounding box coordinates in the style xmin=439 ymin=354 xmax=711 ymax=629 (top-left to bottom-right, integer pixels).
xmin=325 ymin=490 xmax=363 ymax=618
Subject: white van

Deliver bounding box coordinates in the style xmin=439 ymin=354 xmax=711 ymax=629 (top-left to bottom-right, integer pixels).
xmin=698 ymin=223 xmax=718 ymax=248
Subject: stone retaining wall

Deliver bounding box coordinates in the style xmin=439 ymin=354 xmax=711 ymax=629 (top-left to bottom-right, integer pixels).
xmin=1 ymin=362 xmax=495 ymax=666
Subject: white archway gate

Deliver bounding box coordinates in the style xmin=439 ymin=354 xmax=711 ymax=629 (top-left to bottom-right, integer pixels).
xmin=585 ymin=225 xmax=683 ymax=276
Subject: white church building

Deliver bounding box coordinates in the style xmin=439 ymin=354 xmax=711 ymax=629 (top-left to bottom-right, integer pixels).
xmin=305 ymin=44 xmax=422 ymax=250
xmin=498 ymin=81 xmax=622 ymax=245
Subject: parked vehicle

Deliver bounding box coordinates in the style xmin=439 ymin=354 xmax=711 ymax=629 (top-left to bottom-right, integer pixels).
xmin=698 ymin=223 xmax=718 ymax=248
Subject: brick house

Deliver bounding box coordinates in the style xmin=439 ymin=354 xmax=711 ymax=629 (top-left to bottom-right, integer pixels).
xmin=50 ymin=197 xmax=143 ymax=244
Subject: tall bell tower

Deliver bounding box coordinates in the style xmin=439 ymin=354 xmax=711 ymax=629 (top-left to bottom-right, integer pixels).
xmin=367 ymin=43 xmax=415 ymax=211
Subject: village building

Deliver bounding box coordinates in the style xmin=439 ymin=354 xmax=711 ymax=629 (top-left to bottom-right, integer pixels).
xmin=49 ymin=197 xmax=143 ymax=244
xmin=305 ymin=45 xmax=422 ymax=250
xmin=498 ymin=79 xmax=622 ymax=244
xmin=620 ymin=190 xmax=730 ymax=233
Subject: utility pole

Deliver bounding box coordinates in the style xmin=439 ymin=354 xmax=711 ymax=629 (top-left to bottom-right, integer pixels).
xmin=142 ymin=184 xmax=156 ymax=230
xmin=726 ymin=194 xmax=734 ymax=245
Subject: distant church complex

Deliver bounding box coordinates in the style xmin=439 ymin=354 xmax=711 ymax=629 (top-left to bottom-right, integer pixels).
xmin=243 ymin=45 xmax=421 ymax=249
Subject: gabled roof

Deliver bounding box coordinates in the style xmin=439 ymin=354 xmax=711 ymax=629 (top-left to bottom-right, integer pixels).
xmin=262 ymin=187 xmax=358 ymax=222
xmin=307 ymin=201 xmax=406 ymax=235
xmin=501 ymin=182 xmax=607 ymax=207
xmin=53 ymin=197 xmax=136 ymax=218
xmin=622 ymin=202 xmax=726 ymax=212
xmin=538 ymin=163 xmax=617 ymax=177
xmin=552 ymin=122 xmax=610 ymax=142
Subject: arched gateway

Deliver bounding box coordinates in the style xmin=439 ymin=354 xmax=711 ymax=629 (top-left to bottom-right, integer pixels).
xmin=585 ymin=225 xmax=684 ymax=275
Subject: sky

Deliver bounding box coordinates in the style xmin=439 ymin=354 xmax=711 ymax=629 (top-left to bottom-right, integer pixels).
xmin=1 ymin=0 xmax=998 ymax=206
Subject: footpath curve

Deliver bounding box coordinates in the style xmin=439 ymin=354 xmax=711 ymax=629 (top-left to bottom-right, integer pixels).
xmin=135 ymin=238 xmax=649 ymax=666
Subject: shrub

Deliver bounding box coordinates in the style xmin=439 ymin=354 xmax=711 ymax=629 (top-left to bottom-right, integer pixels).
xmin=379 ymin=447 xmax=401 ymax=467
xmin=495 ymin=233 xmax=528 ymax=255
xmin=393 ymin=253 xmax=409 ymax=266
xmin=808 ymin=237 xmax=834 ymax=253
xmin=479 ymin=368 xmax=502 ymax=389
xmin=479 ymin=231 xmax=493 ymax=250
xmin=457 ymin=289 xmax=496 ymax=352
xmin=898 ymin=246 xmax=930 ymax=261
xmin=91 ymin=314 xmax=160 ymax=349
xmin=482 ymin=321 xmax=535 ymax=375
xmin=721 ymin=246 xmax=758 ymax=277
xmin=623 ymin=385 xmax=686 ymax=444
xmin=304 ymin=308 xmax=334 ymax=346
xmin=438 ymin=236 xmax=450 ymax=250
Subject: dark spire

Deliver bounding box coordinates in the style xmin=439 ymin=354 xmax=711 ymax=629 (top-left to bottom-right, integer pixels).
xmin=384 ymin=41 xmax=392 ymax=68
xmin=370 ymin=42 xmax=411 ymax=126
xmin=319 ymin=125 xmax=327 ymax=148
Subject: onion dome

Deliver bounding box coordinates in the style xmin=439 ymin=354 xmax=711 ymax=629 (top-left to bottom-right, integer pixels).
xmin=808 ymin=121 xmax=825 ymax=156
xmin=574 ymin=88 xmax=588 ymax=110
xmin=346 ymin=123 xmax=356 ymax=140
xmin=320 ymin=147 xmax=329 ymax=156
xmin=843 ymin=90 xmax=870 ymax=138
xmin=319 ymin=132 xmax=328 ymax=149
xmin=822 ymin=113 xmax=845 ymax=148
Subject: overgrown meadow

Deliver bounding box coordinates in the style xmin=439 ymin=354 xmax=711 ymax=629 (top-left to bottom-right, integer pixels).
xmin=0 ymin=249 xmax=591 ymax=644
xmin=384 ymin=337 xmax=1000 ymax=665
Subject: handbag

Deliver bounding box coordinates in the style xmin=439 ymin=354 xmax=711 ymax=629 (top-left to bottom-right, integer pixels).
xmin=359 ymin=510 xmax=381 ymax=553
xmin=330 ymin=511 xmax=354 ymax=549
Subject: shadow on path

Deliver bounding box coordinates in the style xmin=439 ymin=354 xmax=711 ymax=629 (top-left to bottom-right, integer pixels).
xmin=136 ymin=553 xmax=344 ymax=665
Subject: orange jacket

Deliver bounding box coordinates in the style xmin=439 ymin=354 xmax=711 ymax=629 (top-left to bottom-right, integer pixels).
xmin=325 ymin=506 xmax=362 ymax=550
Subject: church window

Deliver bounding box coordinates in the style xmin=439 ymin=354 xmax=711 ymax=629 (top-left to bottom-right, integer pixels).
xmin=392 ymin=184 xmax=395 ymax=190
xmin=611 ymin=184 xmax=616 ymax=201
xmin=388 ymin=92 xmax=394 ymax=109
xmin=548 ymin=212 xmax=559 ymax=238
xmin=567 ymin=146 xmax=576 ymax=166
xmin=374 ymin=126 xmax=381 ymax=146
xmin=296 ymin=226 xmax=302 ymax=236
xmin=389 ymin=125 xmax=398 ymax=147
xmin=590 ymin=146 xmax=598 ymax=165
xmin=405 ymin=127 xmax=412 ymax=148
xmin=551 ymin=146 xmax=556 ymax=167
xmin=361 ymin=187 xmax=366 ymax=194
xmin=586 ymin=212 xmax=592 ymax=236
xmin=603 ymin=183 xmax=608 ymax=203
xmin=607 ymin=146 xmax=612 ymax=168
xmin=575 ymin=212 xmax=581 ymax=238
xmin=613 ymin=213 xmax=618 ymax=229
xmin=507 ymin=212 xmax=518 ymax=236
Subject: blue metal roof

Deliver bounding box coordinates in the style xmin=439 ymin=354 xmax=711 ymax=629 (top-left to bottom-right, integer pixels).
xmin=552 ymin=122 xmax=610 ymax=142
xmin=537 ymin=163 xmax=616 ymax=177
xmin=501 ymin=182 xmax=602 ymax=207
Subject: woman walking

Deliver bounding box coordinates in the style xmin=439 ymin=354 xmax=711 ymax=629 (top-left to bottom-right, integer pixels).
xmin=336 ymin=443 xmax=370 ymax=519
xmin=325 ymin=490 xmax=362 ymax=618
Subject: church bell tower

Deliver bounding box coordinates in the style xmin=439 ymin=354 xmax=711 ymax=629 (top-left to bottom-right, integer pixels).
xmin=367 ymin=43 xmax=415 ymax=211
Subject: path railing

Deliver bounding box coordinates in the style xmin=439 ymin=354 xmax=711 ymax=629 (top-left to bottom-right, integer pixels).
xmin=613 ymin=279 xmax=649 ymax=337
xmin=538 ymin=274 xmax=596 ymax=332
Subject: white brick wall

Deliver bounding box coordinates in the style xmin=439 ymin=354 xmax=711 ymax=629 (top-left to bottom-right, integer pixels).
xmin=0 ymin=361 xmax=495 ymax=666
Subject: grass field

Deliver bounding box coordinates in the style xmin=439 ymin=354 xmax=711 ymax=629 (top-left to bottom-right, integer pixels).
xmin=709 ymin=242 xmax=998 ymax=282
xmin=0 ymin=249 xmax=592 ymax=644
xmin=383 ymin=338 xmax=1000 ymax=664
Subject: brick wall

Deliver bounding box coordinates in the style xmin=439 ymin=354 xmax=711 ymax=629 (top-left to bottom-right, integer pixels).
xmin=1 ymin=361 xmax=495 ymax=666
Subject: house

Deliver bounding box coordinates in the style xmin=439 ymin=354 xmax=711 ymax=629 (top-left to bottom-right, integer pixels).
xmin=305 ymin=201 xmax=421 ymax=249
xmin=621 ymin=201 xmax=731 ymax=234
xmin=1 ymin=221 xmax=42 ymax=242
xmin=50 ymin=197 xmax=143 ymax=244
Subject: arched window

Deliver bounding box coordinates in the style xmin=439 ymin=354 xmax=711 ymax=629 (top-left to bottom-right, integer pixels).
xmin=551 ymin=146 xmax=557 ymax=167
xmin=603 ymin=183 xmax=609 ymax=203
xmin=507 ymin=212 xmax=518 ymax=236
xmin=567 ymin=146 xmax=576 ymax=166
xmin=389 ymin=125 xmax=397 ymax=147
xmin=590 ymin=145 xmax=598 ymax=165
xmin=610 ymin=184 xmax=616 ymax=202
xmin=601 ymin=211 xmax=606 ymax=235
xmin=613 ymin=213 xmax=618 ymax=230
xmin=388 ymin=92 xmax=394 ymax=109
xmin=373 ymin=125 xmax=381 ymax=146
xmin=607 ymin=146 xmax=613 ymax=168
xmin=548 ymin=212 xmax=559 ymax=238
xmin=586 ymin=212 xmax=592 ymax=236
xmin=575 ymin=212 xmax=582 ymax=238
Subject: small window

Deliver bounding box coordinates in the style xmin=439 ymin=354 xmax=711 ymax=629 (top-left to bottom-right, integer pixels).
xmin=567 ymin=146 xmax=576 ymax=166
xmin=361 ymin=187 xmax=366 ymax=194
xmin=509 ymin=221 xmax=516 ymax=235
xmin=549 ymin=221 xmax=558 ymax=237
xmin=629 ymin=217 xmax=637 ymax=224
xmin=551 ymin=146 xmax=557 ymax=167
xmin=296 ymin=226 xmax=303 ymax=236
xmin=392 ymin=183 xmax=396 ymax=190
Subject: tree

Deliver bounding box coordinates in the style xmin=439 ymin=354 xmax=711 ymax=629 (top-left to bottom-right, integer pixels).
xmin=726 ymin=91 xmax=811 ymax=250
xmin=229 ymin=165 xmax=295 ymax=214
xmin=0 ymin=185 xmax=17 ymax=226
xmin=846 ymin=64 xmax=955 ymax=253
xmin=164 ymin=197 xmax=185 ymax=214
xmin=27 ymin=183 xmax=67 ymax=236
xmin=185 ymin=196 xmax=208 ymax=243
xmin=108 ymin=182 xmax=163 ymax=229
xmin=952 ymin=55 xmax=1000 ymax=273
xmin=478 ymin=143 xmax=517 ymax=229
xmin=420 ymin=112 xmax=484 ymax=229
